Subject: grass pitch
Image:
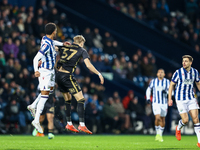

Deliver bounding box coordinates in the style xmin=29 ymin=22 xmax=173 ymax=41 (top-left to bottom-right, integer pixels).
xmin=0 ymin=134 xmax=198 ymax=150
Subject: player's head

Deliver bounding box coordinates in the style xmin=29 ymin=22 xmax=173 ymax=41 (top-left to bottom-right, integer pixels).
xmin=157 ymin=68 xmax=165 ymax=79
xmin=45 ymin=23 xmax=57 ymax=37
xmin=182 ymin=55 xmax=193 ymax=69
xmin=73 ymin=35 xmax=86 ymax=47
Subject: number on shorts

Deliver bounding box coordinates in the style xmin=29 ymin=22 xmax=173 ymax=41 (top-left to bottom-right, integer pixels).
xmin=61 ymin=47 xmax=77 ymax=60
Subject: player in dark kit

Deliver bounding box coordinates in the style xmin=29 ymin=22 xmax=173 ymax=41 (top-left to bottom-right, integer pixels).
xmin=56 ymin=35 xmax=104 ymax=134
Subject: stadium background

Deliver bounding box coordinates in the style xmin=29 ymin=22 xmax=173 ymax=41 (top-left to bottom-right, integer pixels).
xmin=0 ymin=0 xmax=200 ymax=135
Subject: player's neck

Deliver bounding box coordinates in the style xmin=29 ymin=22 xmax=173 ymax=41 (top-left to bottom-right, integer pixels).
xmin=46 ymin=34 xmax=54 ymax=40
xmin=158 ymin=77 xmax=163 ymax=80
xmin=185 ymin=66 xmax=191 ymax=72
xmin=73 ymin=42 xmax=83 ymax=47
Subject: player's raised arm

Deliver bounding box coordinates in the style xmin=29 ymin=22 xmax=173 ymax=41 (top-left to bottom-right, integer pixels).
xmin=53 ymin=40 xmax=71 ymax=46
xmin=168 ymin=81 xmax=175 ymax=106
xmin=84 ymin=58 xmax=104 ymax=84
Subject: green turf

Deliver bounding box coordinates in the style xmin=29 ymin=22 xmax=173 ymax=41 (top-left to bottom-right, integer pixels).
xmin=0 ymin=135 xmax=199 ymax=150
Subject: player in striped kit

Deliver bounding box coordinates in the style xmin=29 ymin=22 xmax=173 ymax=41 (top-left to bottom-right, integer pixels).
xmin=168 ymin=55 xmax=200 ymax=148
xmin=27 ymin=23 xmax=70 ymax=134
xmin=146 ymin=69 xmax=170 ymax=142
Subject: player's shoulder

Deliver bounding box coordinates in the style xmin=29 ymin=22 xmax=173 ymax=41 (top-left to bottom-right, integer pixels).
xmin=42 ymin=36 xmax=52 ymax=45
xmin=80 ymin=47 xmax=87 ymax=52
xmin=173 ymin=68 xmax=181 ymax=75
xmin=191 ymin=67 xmax=199 ymax=73
xmin=164 ymin=77 xmax=170 ymax=82
xmin=150 ymin=78 xmax=156 ymax=83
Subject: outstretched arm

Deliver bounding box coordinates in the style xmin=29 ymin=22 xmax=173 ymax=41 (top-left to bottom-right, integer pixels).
xmin=168 ymin=81 xmax=176 ymax=106
xmin=54 ymin=40 xmax=71 ymax=46
xmin=84 ymin=58 xmax=104 ymax=84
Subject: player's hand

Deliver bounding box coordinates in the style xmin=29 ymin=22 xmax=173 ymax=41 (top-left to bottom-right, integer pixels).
xmin=147 ymin=99 xmax=151 ymax=104
xmin=99 ymin=74 xmax=104 ymax=84
xmin=55 ymin=46 xmax=59 ymax=51
xmin=63 ymin=41 xmax=71 ymax=46
xmin=34 ymin=71 xmax=40 ymax=77
xmin=38 ymin=60 xmax=42 ymax=67
xmin=168 ymin=99 xmax=173 ymax=106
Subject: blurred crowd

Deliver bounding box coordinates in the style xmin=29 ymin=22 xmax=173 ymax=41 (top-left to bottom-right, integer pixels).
xmin=0 ymin=0 xmax=193 ymax=135
xmin=107 ymin=0 xmax=200 ymax=53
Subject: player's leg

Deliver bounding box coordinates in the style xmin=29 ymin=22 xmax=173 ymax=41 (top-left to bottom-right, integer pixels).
xmin=46 ymin=113 xmax=55 ymax=139
xmin=175 ymin=112 xmax=188 ymax=141
xmin=32 ymin=114 xmax=45 ymax=136
xmin=153 ymin=104 xmax=161 ymax=141
xmin=73 ymin=91 xmax=92 ymax=134
xmin=27 ymin=93 xmax=41 ymax=118
xmin=175 ymin=100 xmax=189 ymax=141
xmin=158 ymin=106 xmax=168 ymax=142
xmin=189 ymin=108 xmax=200 ymax=147
xmin=63 ymin=92 xmax=79 ymax=133
xmin=154 ymin=114 xmax=161 ymax=137
xmin=159 ymin=117 xmax=165 ymax=142
xmin=32 ymin=89 xmax=51 ymax=133
xmin=33 ymin=71 xmax=55 ymax=133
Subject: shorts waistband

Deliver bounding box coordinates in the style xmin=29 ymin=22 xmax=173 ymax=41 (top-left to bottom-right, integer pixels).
xmin=39 ymin=67 xmax=54 ymax=71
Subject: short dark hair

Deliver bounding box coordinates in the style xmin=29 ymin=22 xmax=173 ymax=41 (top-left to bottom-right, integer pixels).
xmin=45 ymin=23 xmax=56 ymax=35
xmin=182 ymin=55 xmax=193 ymax=62
xmin=158 ymin=68 xmax=165 ymax=73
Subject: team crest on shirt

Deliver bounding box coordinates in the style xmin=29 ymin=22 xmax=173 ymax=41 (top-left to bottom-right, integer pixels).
xmin=180 ymin=109 xmax=183 ymax=112
xmin=41 ymin=44 xmax=47 ymax=52
xmin=69 ymin=88 xmax=75 ymax=93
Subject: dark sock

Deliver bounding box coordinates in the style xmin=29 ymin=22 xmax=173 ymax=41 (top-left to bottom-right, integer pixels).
xmin=65 ymin=100 xmax=71 ymax=122
xmin=48 ymin=129 xmax=53 ymax=134
xmin=77 ymin=99 xmax=85 ymax=122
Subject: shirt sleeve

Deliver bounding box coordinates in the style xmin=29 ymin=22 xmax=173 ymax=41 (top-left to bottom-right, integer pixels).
xmin=82 ymin=49 xmax=90 ymax=60
xmin=146 ymin=80 xmax=153 ymax=100
xmin=39 ymin=43 xmax=50 ymax=55
xmin=53 ymin=40 xmax=63 ymax=46
xmin=171 ymin=71 xmax=178 ymax=83
xmin=166 ymin=79 xmax=170 ymax=93
xmin=33 ymin=52 xmax=43 ymax=72
xmin=195 ymin=69 xmax=200 ymax=82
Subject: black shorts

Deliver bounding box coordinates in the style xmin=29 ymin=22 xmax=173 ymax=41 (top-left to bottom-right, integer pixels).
xmin=56 ymin=71 xmax=81 ymax=95
xmin=41 ymin=100 xmax=54 ymax=115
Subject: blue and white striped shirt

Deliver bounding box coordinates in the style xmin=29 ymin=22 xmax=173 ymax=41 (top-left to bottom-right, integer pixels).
xmin=39 ymin=36 xmax=56 ymax=70
xmin=171 ymin=67 xmax=200 ymax=101
xmin=146 ymin=78 xmax=170 ymax=105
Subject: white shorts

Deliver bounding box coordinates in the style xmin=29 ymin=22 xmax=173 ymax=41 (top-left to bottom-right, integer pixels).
xmin=176 ymin=99 xmax=199 ymax=114
xmin=38 ymin=68 xmax=55 ymax=91
xmin=152 ymin=103 xmax=168 ymax=117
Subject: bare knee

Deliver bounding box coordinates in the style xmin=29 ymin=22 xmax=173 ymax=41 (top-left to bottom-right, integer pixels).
xmin=155 ymin=116 xmax=161 ymax=122
xmin=193 ymin=117 xmax=199 ymax=124
xmin=182 ymin=118 xmax=189 ymax=124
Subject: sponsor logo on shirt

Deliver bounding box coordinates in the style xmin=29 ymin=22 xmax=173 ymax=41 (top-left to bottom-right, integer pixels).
xmin=183 ymin=79 xmax=193 ymax=85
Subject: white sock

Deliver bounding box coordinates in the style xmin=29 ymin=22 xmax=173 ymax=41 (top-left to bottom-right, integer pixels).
xmin=177 ymin=119 xmax=185 ymax=130
xmin=155 ymin=126 xmax=159 ymax=135
xmin=194 ymin=123 xmax=200 ymax=143
xmin=31 ymin=93 xmax=41 ymax=109
xmin=80 ymin=122 xmax=85 ymax=126
xmin=67 ymin=121 xmax=72 ymax=125
xmin=34 ymin=95 xmax=49 ymax=123
xmin=159 ymin=126 xmax=165 ymax=136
